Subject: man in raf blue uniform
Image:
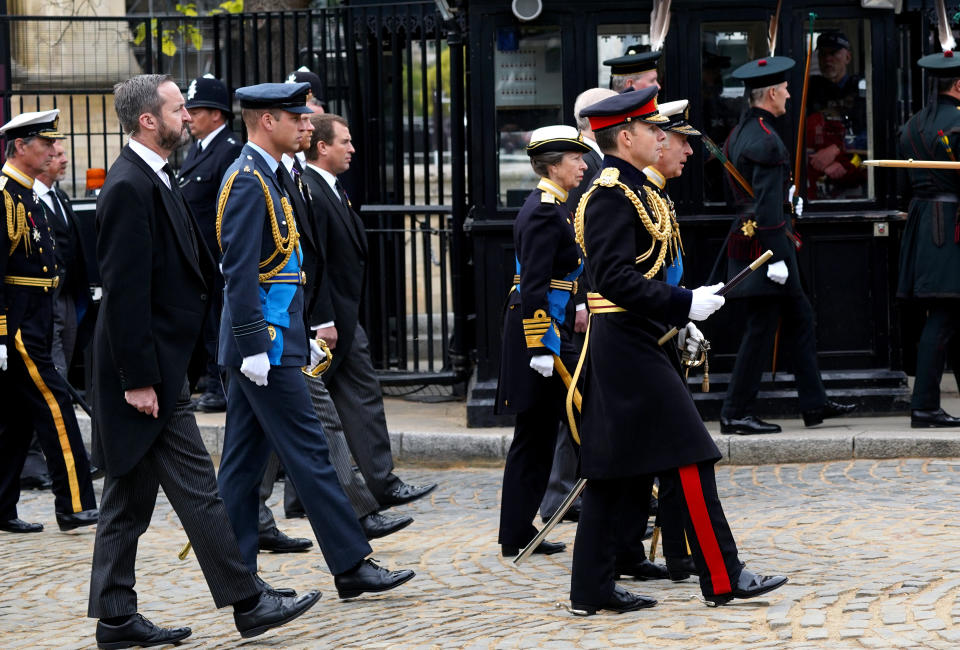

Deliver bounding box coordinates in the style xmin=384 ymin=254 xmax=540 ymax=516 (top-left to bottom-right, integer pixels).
xmin=179 ymin=74 xmax=243 ymax=413
xmin=0 ymin=109 xmax=98 ymax=533
xmin=719 ymin=57 xmax=854 ymax=435
xmin=215 ymin=82 xmax=416 ymax=599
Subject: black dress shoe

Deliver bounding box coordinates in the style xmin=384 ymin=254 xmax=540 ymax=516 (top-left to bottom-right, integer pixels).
xmin=377 ymin=481 xmax=437 ymax=507
xmin=720 ymin=416 xmax=782 ymax=435
xmin=96 ymin=613 xmax=191 ymax=649
xmin=911 ymin=408 xmax=960 ymax=428
xmin=196 ymin=391 xmax=227 ymax=413
xmin=89 ymin=465 xmax=106 ymax=480
xmin=284 ymin=508 xmax=306 ymax=519
xmin=258 ymin=527 xmax=313 ymax=553
xmin=359 ymin=512 xmax=414 ymax=540
xmin=803 ymin=400 xmax=856 ymax=427
xmin=234 ymin=589 xmax=322 ymax=638
xmin=665 ymin=555 xmax=698 ymax=581
xmin=571 ymin=584 xmax=657 ymax=616
xmin=0 ymin=518 xmax=43 ymax=533
xmin=334 ymin=558 xmax=415 ymax=599
xmin=704 ymin=568 xmax=788 ymax=606
xmin=541 ymin=506 xmax=580 ymax=524
xmin=617 ymin=558 xmax=670 ymax=581
xmin=20 ymin=474 xmax=53 ymax=490
xmin=254 ymin=574 xmax=297 ymax=598
xmin=501 ymin=539 xmax=566 ymax=557
xmin=57 ymin=508 xmax=99 ymax=532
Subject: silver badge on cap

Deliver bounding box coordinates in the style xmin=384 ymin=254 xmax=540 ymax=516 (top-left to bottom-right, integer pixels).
xmin=187 ymin=79 xmax=198 ymax=100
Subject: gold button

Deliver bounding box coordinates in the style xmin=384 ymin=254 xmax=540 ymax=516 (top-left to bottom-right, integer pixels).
xmin=43 ymin=287 xmax=48 ymax=292
xmin=54 ymin=264 xmax=58 ymax=270
xmin=42 ymin=266 xmax=48 ymax=272
xmin=39 ymin=247 xmax=43 ymax=253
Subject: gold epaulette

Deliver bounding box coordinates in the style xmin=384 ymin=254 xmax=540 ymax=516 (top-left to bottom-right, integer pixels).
xmin=522 ymin=308 xmax=553 ymax=349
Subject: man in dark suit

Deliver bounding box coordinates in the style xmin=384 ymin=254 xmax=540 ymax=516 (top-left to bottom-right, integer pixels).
xmin=88 ymin=74 xmax=319 ymax=648
xmin=215 ymin=82 xmax=415 ymax=600
xmin=178 ymin=74 xmax=243 ymax=413
xmin=0 ymin=109 xmax=98 ymax=534
xmin=303 ymin=113 xmax=437 ymax=507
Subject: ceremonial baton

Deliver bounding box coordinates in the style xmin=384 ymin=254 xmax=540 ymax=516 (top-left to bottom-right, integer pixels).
xmin=658 ymin=249 xmax=774 ymax=347
xmin=515 ymin=253 xmax=774 ymax=565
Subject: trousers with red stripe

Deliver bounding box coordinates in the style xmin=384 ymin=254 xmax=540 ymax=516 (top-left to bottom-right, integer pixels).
xmin=571 ymin=461 xmax=740 ymax=605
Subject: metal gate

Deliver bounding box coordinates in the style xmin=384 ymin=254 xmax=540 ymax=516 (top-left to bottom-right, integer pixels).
xmin=0 ymin=1 xmax=470 ymax=387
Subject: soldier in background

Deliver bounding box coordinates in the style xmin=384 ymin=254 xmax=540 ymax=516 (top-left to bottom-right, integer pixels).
xmin=179 ymin=74 xmax=243 ymax=413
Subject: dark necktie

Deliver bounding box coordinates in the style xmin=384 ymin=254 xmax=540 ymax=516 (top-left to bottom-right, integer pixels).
xmin=334 ymin=179 xmax=350 ymax=207
xmin=49 ymin=189 xmax=68 ymax=227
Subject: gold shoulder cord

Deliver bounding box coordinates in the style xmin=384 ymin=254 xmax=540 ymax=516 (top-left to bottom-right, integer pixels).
xmin=215 ymin=169 xmax=299 ymax=281
xmin=642 ymin=186 xmax=683 ymax=268
xmin=4 ymin=189 xmax=30 ymax=257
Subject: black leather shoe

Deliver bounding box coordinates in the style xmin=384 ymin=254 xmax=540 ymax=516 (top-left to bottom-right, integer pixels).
xmin=704 ymin=568 xmax=788 ymax=606
xmin=258 ymin=527 xmax=313 ymax=553
xmin=541 ymin=506 xmax=580 ymax=524
xmin=617 ymin=558 xmax=670 ymax=581
xmin=0 ymin=518 xmax=43 ymax=533
xmin=911 ymin=408 xmax=960 ymax=428
xmin=90 ymin=465 xmax=106 ymax=480
xmin=501 ymin=539 xmax=566 ymax=557
xmin=334 ymin=558 xmax=415 ymax=599
xmin=377 ymin=481 xmax=437 ymax=507
xmin=20 ymin=474 xmax=53 ymax=490
xmin=254 ymin=574 xmax=296 ymax=598
xmin=666 ymin=556 xmax=698 ymax=581
xmin=571 ymin=584 xmax=657 ymax=616
xmin=196 ymin=391 xmax=226 ymax=413
xmin=720 ymin=416 xmax=782 ymax=435
xmin=284 ymin=508 xmax=306 ymax=519
xmin=360 ymin=512 xmax=414 ymax=540
xmin=95 ymin=613 xmax=191 ymax=649
xmin=803 ymin=400 xmax=856 ymax=427
xmin=56 ymin=509 xmax=99 ymax=531
xmin=234 ymin=590 xmax=321 ymax=638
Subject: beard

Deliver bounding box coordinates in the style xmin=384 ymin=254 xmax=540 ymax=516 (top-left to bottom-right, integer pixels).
xmin=157 ymin=118 xmax=190 ymax=151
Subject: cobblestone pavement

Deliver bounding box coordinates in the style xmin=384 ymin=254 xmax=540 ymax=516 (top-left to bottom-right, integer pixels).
xmin=6 ymin=460 xmax=960 ymax=648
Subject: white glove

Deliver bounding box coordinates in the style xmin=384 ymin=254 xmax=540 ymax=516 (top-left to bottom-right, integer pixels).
xmin=529 ymin=354 xmax=554 ymax=378
xmin=677 ymin=322 xmax=705 ymax=357
xmin=788 ymin=186 xmax=804 ymax=217
xmin=240 ymin=352 xmax=270 ymax=386
xmin=309 ymin=339 xmax=327 ymax=367
xmin=767 ymin=260 xmax=788 ymax=285
xmin=687 ymin=283 xmax=725 ymax=321
xmin=0 ymin=344 xmax=6 ymax=371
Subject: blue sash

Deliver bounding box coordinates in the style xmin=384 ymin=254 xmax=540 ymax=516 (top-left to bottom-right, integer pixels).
xmin=515 ymin=256 xmax=584 ymax=356
xmin=258 ymin=243 xmax=301 ymax=364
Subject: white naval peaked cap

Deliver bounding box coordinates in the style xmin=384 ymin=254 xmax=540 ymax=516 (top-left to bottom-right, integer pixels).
xmin=657 ymin=100 xmax=688 ymax=118
xmin=526 ymin=125 xmax=592 ymax=156
xmin=0 ymin=109 xmax=65 ymax=140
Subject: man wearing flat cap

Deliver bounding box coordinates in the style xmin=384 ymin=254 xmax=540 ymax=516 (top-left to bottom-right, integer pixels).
xmin=215 ymin=81 xmax=416 ymax=600
xmin=178 ymin=74 xmax=243 ymax=413
xmin=568 ymin=87 xmax=787 ymax=614
xmin=719 ymin=57 xmax=854 ymax=436
xmin=897 ymin=50 xmax=960 ymax=428
xmin=0 ymin=109 xmax=99 ymax=535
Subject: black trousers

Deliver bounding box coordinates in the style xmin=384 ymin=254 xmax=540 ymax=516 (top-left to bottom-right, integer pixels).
xmin=498 ymin=379 xmax=565 ymax=548
xmin=0 ymin=303 xmax=96 ymax=520
xmin=912 ymin=303 xmax=960 ymax=410
xmin=571 ymin=462 xmax=741 ymax=605
xmin=88 ymin=380 xmax=258 ymax=617
xmin=721 ymin=294 xmax=827 ymax=419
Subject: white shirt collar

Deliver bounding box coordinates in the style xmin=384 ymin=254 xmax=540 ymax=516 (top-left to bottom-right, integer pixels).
xmin=33 ymin=177 xmax=53 ymax=196
xmin=199 ymin=124 xmax=226 ymax=151
xmin=583 ymin=135 xmax=602 ymax=157
xmin=281 ymin=153 xmax=296 ymax=173
xmin=247 ymin=141 xmax=279 ymax=173
xmin=306 ymin=162 xmax=338 ymax=194
xmin=127 ymin=138 xmax=170 ymax=188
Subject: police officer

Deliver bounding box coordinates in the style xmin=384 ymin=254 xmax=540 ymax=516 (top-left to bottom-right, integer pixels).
xmin=215 ymin=82 xmax=415 ymax=598
xmin=495 ymin=125 xmax=589 ymax=558
xmin=569 ymin=88 xmax=787 ymax=614
xmin=898 ymin=50 xmax=960 ymax=427
xmin=0 ymin=110 xmax=98 ymax=532
xmin=719 ymin=57 xmax=854 ymax=435
xmin=179 ymin=74 xmax=243 ymax=412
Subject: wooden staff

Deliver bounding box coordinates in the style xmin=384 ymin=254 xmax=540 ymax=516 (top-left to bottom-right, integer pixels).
xmin=703 ymin=134 xmax=754 ymax=198
xmin=793 ymin=12 xmax=817 ymax=197
xmin=863 ymin=159 xmax=960 ymax=169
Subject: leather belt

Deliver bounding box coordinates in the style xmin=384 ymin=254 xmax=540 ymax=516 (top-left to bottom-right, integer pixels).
xmin=4 ymin=275 xmax=59 ymax=289
xmin=587 ymin=292 xmax=625 ymax=314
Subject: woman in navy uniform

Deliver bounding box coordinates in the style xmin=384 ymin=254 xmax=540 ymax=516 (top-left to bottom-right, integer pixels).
xmin=496 ymin=125 xmax=589 ymax=557
xmin=569 ymin=88 xmax=787 ymax=614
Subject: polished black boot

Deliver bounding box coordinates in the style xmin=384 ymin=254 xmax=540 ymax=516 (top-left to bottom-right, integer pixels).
xmin=571 ymin=584 xmax=657 ymax=616
xmin=719 ymin=416 xmax=781 ymax=435
xmin=802 ymin=400 xmax=856 ymax=427
xmin=911 ymin=408 xmax=960 ymax=428
xmin=665 ymin=556 xmax=698 ymax=581
xmin=704 ymin=568 xmax=788 ymax=606
xmin=617 ymin=559 xmax=670 ymax=581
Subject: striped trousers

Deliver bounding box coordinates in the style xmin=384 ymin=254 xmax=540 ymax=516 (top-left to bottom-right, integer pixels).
xmin=88 ymin=380 xmax=258 ymax=617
